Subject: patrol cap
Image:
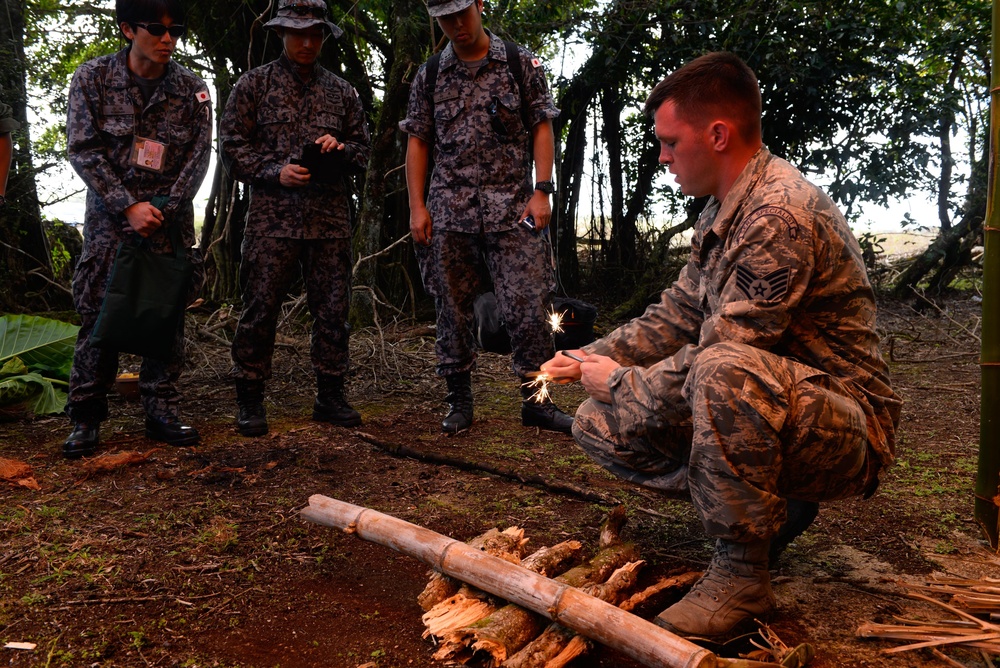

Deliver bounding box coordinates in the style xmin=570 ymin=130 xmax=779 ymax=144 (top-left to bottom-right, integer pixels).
xmin=263 ymin=0 xmax=343 ymax=39
xmin=425 ymin=0 xmax=475 ymax=18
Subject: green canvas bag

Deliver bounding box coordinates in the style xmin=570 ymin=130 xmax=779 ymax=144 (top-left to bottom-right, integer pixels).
xmin=91 ymin=202 xmax=194 ymax=361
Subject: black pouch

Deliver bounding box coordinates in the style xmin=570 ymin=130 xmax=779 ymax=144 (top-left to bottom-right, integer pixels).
xmin=473 ymin=292 xmax=512 ymax=354
xmin=291 ymin=143 xmax=346 ymax=184
xmin=552 ymin=297 xmax=597 ymax=350
xmin=91 ymin=210 xmax=194 ymax=361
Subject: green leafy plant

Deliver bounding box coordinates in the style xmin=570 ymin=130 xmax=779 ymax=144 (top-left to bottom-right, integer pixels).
xmin=0 ymin=315 xmax=79 ymax=417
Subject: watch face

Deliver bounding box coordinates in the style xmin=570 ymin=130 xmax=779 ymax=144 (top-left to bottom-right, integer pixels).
xmin=535 ymin=181 xmax=554 ymax=194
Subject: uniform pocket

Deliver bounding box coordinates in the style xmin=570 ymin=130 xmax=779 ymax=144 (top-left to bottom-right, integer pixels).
xmin=433 ymin=93 xmax=464 ymax=154
xmin=100 ymin=115 xmax=134 ymax=138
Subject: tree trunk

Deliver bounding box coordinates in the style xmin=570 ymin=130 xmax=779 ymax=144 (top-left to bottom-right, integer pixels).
xmin=0 ymin=0 xmax=61 ymax=311
xmin=351 ymin=0 xmax=428 ymax=327
xmin=893 ymin=151 xmax=987 ymax=298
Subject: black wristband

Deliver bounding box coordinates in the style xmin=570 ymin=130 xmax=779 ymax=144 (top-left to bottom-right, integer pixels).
xmin=534 ymin=180 xmax=555 ymax=195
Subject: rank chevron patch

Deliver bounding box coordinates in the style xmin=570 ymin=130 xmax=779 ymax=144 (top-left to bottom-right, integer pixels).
xmin=735 ymin=264 xmax=791 ymax=301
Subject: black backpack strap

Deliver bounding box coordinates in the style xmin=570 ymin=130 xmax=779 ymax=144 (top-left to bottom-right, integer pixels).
xmin=425 ymin=51 xmax=441 ymax=102
xmin=503 ymin=40 xmax=529 ymax=129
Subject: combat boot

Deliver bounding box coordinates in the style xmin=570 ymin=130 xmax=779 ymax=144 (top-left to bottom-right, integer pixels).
xmin=520 ymin=380 xmax=573 ymax=433
xmin=63 ymin=422 xmax=100 ymax=459
xmin=235 ymin=380 xmax=268 ymax=437
xmin=313 ymin=374 xmax=362 ymax=427
xmin=769 ymin=499 xmax=819 ymax=565
xmin=655 ymin=538 xmax=775 ymax=638
xmin=442 ymin=372 xmax=473 ymax=433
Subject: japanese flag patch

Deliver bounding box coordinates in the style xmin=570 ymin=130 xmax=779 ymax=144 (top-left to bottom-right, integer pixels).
xmin=195 ymin=89 xmax=210 ymax=104
xmin=531 ymin=57 xmax=542 ymax=68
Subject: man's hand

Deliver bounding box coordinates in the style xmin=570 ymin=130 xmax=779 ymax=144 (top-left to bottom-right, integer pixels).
xmin=410 ymin=204 xmax=433 ymax=246
xmin=315 ymin=134 xmax=344 ymax=153
xmin=579 ymin=354 xmax=620 ymax=404
xmin=540 ymin=349 xmax=585 ymax=383
xmin=280 ymin=163 xmax=311 ymax=188
xmin=123 ymin=201 xmax=164 ymax=237
xmin=520 ymin=190 xmax=552 ymax=231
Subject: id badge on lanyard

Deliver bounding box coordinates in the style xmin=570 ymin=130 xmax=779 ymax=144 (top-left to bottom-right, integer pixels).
xmin=130 ymin=135 xmax=168 ymax=173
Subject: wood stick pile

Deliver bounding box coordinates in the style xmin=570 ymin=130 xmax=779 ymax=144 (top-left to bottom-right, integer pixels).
xmin=418 ymin=507 xmax=701 ymax=667
xmin=857 ymin=576 xmax=1000 ymax=664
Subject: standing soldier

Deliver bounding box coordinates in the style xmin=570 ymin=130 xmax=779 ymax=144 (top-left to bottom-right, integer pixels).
xmin=64 ymin=0 xmax=212 ymax=459
xmin=400 ymin=0 xmax=573 ymax=434
xmin=0 ymin=95 xmax=17 ymax=209
xmin=220 ymin=0 xmax=370 ymax=437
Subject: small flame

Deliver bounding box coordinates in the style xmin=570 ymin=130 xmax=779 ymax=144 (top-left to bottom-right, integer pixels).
xmin=522 ymin=374 xmax=552 ymax=404
xmin=548 ymin=308 xmax=565 ymax=334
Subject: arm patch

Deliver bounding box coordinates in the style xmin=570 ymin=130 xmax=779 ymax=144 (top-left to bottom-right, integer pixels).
xmin=736 ymin=264 xmax=791 ymax=301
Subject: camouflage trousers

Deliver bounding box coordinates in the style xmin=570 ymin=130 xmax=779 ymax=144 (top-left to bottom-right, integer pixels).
xmin=231 ymin=236 xmax=352 ymax=382
xmin=573 ymin=341 xmax=876 ymax=543
xmin=66 ymin=241 xmax=199 ymax=422
xmin=416 ymin=226 xmax=556 ymax=378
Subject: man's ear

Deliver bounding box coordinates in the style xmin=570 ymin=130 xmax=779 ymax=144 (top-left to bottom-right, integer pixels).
xmin=708 ymin=120 xmax=730 ymax=152
xmin=120 ymin=22 xmax=135 ymax=41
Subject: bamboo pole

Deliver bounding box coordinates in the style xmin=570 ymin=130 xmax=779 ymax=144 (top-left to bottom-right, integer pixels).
xmin=300 ymin=494 xmax=718 ymax=668
xmin=975 ymin=0 xmax=1000 ymax=549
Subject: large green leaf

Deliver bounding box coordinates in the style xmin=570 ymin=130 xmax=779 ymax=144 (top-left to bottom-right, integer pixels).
xmin=0 ymin=315 xmax=80 ymax=381
xmin=0 ymin=372 xmax=66 ymax=415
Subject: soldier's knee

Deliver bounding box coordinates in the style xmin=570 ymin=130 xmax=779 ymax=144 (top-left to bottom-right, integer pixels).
xmin=690 ymin=342 xmax=759 ymax=391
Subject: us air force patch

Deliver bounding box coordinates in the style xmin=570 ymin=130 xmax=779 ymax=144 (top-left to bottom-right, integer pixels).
xmin=734 ymin=205 xmax=799 ymax=245
xmin=736 ymin=264 xmax=791 ymax=301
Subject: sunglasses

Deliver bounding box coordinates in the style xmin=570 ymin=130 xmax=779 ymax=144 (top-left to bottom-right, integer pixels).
xmin=487 ymin=96 xmax=509 ymax=137
xmin=132 ymin=22 xmax=187 ymax=38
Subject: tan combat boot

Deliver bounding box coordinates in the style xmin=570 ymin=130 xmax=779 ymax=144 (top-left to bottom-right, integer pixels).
xmin=655 ymin=538 xmax=775 ymax=638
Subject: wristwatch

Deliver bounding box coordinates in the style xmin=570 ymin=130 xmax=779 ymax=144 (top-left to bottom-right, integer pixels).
xmin=534 ymin=180 xmax=555 ymax=195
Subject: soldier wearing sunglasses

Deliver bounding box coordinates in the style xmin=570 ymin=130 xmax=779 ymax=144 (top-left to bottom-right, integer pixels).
xmin=399 ymin=0 xmax=572 ymax=435
xmin=63 ymin=0 xmax=212 ymax=459
xmin=220 ymin=0 xmax=370 ymax=437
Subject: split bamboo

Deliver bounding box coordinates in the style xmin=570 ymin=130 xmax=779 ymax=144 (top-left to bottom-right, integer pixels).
xmin=975 ymin=0 xmax=1000 ymax=549
xmin=300 ymin=494 xmax=718 ymax=668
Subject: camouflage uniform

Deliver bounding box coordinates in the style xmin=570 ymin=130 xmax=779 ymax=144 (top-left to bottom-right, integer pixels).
xmin=399 ymin=31 xmax=560 ymax=377
xmin=574 ymin=148 xmax=902 ymax=543
xmin=220 ymin=54 xmax=370 ymax=381
xmin=66 ymin=48 xmax=212 ymax=422
xmin=0 ymin=99 xmax=18 ymax=133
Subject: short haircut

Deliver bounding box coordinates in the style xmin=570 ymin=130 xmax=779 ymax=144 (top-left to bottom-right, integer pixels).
xmin=116 ymin=0 xmax=186 ymax=39
xmin=644 ymin=52 xmax=762 ymax=144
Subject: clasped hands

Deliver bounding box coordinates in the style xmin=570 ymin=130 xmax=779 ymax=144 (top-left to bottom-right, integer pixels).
xmin=540 ymin=350 xmax=619 ymax=404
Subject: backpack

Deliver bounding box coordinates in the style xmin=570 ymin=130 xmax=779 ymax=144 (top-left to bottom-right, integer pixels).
xmin=473 ymin=292 xmax=598 ymax=354
xmin=425 ymin=40 xmax=529 ymax=130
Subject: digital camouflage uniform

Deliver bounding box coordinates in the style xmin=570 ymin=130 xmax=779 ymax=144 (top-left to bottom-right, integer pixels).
xmin=220 ymin=54 xmax=370 ymax=382
xmin=575 ymin=147 xmax=902 ymax=543
xmin=66 ymin=48 xmax=212 ymax=422
xmin=399 ymin=31 xmax=560 ymax=378
xmin=0 ymin=99 xmax=18 ymax=134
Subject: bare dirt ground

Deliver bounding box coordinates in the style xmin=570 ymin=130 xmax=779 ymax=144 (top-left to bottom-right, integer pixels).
xmin=1 ymin=291 xmax=994 ymax=668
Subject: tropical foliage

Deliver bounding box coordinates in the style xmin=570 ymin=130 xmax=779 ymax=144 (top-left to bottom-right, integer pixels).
xmin=0 ymin=314 xmax=78 ymax=416
xmin=0 ymin=0 xmax=991 ymax=315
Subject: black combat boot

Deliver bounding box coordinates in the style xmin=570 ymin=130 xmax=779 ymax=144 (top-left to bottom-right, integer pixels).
xmin=63 ymin=422 xmax=100 ymax=459
xmin=145 ymin=415 xmax=201 ymax=447
xmin=769 ymin=499 xmax=819 ymax=565
xmin=235 ymin=380 xmax=268 ymax=437
xmin=520 ymin=380 xmax=574 ymax=433
xmin=655 ymin=538 xmax=775 ymax=638
xmin=442 ymin=372 xmax=473 ymax=433
xmin=313 ymin=374 xmax=362 ymax=427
